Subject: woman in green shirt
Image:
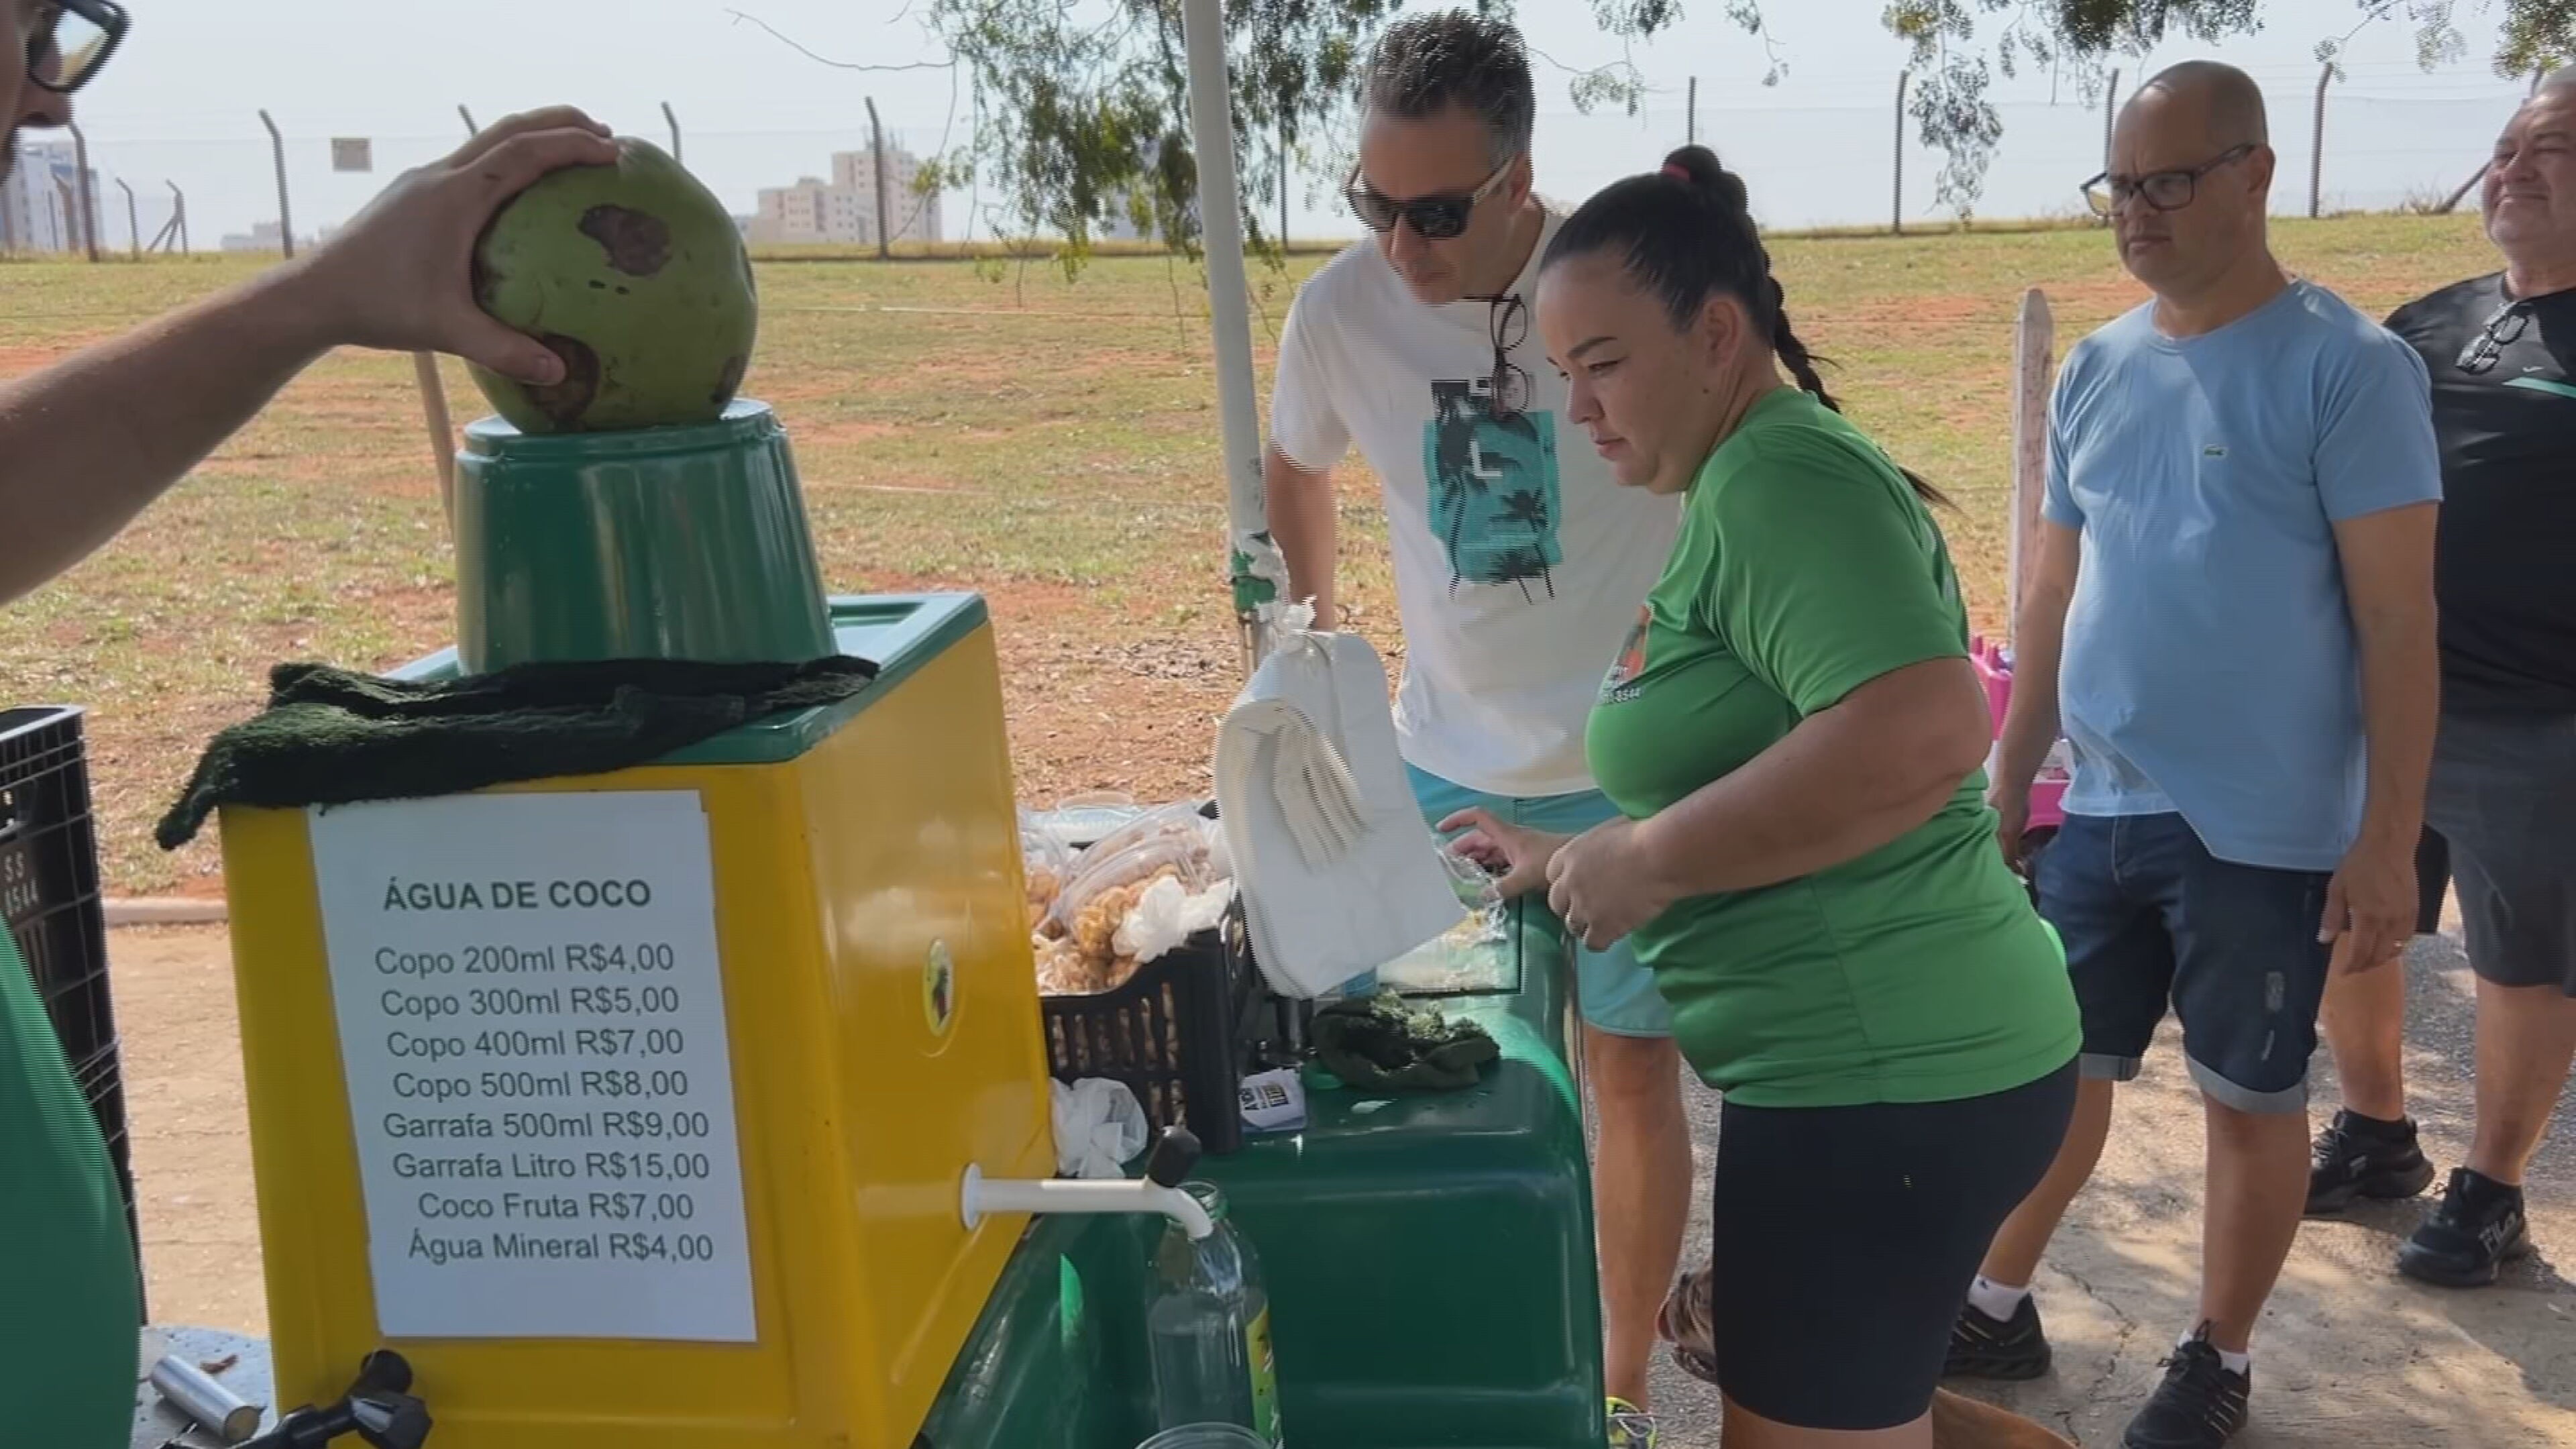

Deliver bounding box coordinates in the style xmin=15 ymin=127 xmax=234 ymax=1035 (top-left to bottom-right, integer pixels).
xmin=1446 ymin=147 xmax=2080 ymax=1447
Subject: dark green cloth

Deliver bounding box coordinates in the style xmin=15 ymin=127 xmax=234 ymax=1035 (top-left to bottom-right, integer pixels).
xmin=158 ymin=656 xmax=876 ymax=849
xmin=1309 ymin=990 xmax=1499 ymax=1091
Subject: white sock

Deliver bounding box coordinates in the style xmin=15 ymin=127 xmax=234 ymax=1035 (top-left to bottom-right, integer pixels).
xmin=2182 ymin=1331 xmax=2252 ymax=1377
xmin=1966 ymin=1275 xmax=2030 ymax=1320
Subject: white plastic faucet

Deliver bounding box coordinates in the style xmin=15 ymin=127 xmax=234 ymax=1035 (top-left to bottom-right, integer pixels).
xmin=959 ymin=1126 xmax=1215 ymax=1240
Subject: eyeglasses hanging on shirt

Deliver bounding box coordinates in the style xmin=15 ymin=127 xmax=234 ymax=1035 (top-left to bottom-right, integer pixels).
xmin=1471 ymin=293 xmax=1534 ymax=421
xmin=2456 ymin=299 xmax=2534 ymax=376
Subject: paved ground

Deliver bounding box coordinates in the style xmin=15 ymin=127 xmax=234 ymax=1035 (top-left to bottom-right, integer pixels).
xmin=111 ymin=919 xmax=2573 ymax=1446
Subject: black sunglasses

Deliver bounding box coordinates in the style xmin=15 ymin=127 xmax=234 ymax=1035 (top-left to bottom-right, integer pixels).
xmin=23 ymin=0 xmax=127 ymax=95
xmin=2456 ymin=299 xmax=2533 ymax=376
xmin=2081 ymin=144 xmax=2255 ymax=217
xmin=1344 ymin=154 xmax=1517 ymax=241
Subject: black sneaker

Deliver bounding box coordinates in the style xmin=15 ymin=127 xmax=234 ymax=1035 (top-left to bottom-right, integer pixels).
xmin=2306 ymin=1109 xmax=2436 ymax=1216
xmin=2397 ymin=1168 xmax=2530 ymax=1287
xmin=1945 ymin=1294 xmax=2052 ymax=1380
xmin=2122 ymin=1326 xmax=2249 ymax=1448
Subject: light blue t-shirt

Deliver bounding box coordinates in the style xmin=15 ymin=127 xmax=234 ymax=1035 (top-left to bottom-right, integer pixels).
xmin=2045 ymin=280 xmax=2440 ymax=871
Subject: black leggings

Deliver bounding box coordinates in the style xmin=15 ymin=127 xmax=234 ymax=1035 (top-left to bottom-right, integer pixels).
xmin=1707 ymin=1061 xmax=2077 ymax=1431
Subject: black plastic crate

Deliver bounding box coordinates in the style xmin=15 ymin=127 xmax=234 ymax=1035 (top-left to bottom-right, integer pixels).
xmin=1040 ymin=919 xmax=1251 ymax=1156
xmin=1 ymin=707 xmax=116 ymax=1065
xmin=70 ymin=1040 xmax=145 ymax=1314
xmin=1 ymin=707 xmax=141 ymax=1314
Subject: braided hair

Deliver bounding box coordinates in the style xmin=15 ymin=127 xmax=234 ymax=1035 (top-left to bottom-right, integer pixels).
xmin=1542 ymin=145 xmax=1946 ymax=506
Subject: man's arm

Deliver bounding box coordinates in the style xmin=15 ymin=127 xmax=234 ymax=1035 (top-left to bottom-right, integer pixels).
xmin=1263 ymin=444 xmax=1339 ymax=629
xmin=2324 ymin=501 xmax=2440 ymax=968
xmin=0 ymin=109 xmax=616 ymax=606
xmin=1987 ymin=519 xmax=2080 ymax=866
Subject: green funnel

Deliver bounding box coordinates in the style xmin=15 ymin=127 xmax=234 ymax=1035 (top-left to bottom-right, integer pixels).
xmin=453 ymin=400 xmax=836 ymax=673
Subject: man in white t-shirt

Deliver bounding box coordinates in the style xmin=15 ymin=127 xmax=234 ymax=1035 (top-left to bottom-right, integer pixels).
xmin=1264 ymin=12 xmax=1688 ymax=1442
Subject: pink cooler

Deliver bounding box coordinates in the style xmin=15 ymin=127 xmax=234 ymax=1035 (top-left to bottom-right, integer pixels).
xmin=1971 ymin=635 xmax=2067 ymax=838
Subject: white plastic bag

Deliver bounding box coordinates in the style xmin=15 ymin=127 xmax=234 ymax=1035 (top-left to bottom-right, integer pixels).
xmin=1113 ymin=875 xmax=1192 ymax=965
xmin=1050 ymin=1077 xmax=1148 ymax=1179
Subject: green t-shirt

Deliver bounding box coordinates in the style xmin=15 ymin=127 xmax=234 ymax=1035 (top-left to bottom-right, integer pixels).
xmin=0 ymin=924 xmax=139 ymax=1447
xmin=1587 ymin=388 xmax=2079 ymax=1108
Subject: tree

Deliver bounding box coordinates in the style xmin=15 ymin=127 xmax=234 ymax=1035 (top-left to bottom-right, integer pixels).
xmin=750 ymin=0 xmax=2572 ymax=258
xmin=906 ymin=0 xmax=1754 ymax=270
xmin=1897 ymin=2 xmax=2567 ymax=215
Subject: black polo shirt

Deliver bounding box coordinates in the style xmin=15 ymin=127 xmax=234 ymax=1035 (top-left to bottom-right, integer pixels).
xmin=2385 ymin=273 xmax=2576 ymax=717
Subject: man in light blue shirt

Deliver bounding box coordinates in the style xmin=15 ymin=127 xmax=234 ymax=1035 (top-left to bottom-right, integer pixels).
xmin=1946 ymin=62 xmax=2441 ymax=1449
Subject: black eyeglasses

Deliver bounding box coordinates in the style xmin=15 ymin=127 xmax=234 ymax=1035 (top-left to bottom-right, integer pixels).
xmin=2457 ymin=299 xmax=2533 ymax=376
xmin=1472 ymin=292 xmax=1532 ymax=419
xmin=1345 ymin=154 xmax=1517 ymax=241
xmin=23 ymin=0 xmax=127 ymax=95
xmin=2082 ymin=144 xmax=2255 ymax=217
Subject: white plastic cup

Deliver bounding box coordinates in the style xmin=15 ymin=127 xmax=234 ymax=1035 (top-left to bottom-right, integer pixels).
xmin=1136 ymin=1427 xmax=1268 ymax=1449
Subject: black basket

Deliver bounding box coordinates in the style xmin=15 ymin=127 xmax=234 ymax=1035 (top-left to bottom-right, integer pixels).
xmin=71 ymin=1040 xmax=145 ymax=1316
xmin=1040 ymin=918 xmax=1252 ymax=1156
xmin=1 ymin=706 xmax=142 ymax=1314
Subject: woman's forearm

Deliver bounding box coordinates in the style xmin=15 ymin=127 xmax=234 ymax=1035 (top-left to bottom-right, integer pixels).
xmin=1632 ymin=658 xmax=1990 ymax=898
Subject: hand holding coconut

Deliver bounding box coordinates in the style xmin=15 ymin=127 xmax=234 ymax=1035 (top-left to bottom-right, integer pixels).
xmin=0 ymin=105 xmax=618 ymax=605
xmin=279 ymin=107 xmax=621 ymax=386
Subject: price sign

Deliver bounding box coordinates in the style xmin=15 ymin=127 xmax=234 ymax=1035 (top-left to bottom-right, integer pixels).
xmin=310 ymin=791 xmax=755 ymax=1342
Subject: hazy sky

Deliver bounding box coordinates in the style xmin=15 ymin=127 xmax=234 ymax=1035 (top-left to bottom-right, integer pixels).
xmin=46 ymin=0 xmax=2545 ymax=241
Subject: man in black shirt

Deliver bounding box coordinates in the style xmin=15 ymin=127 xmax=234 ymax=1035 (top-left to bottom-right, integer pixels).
xmin=2310 ymin=72 xmax=2576 ymax=1288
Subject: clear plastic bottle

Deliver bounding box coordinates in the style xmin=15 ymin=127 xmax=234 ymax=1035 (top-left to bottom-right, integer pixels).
xmin=1146 ymin=1182 xmax=1283 ymax=1446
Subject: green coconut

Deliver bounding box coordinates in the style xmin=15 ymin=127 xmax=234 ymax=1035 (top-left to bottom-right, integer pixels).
xmin=468 ymin=137 xmax=757 ymax=433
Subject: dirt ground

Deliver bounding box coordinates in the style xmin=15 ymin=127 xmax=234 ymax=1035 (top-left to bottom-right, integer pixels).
xmin=114 ymin=913 xmax=2572 ymax=1447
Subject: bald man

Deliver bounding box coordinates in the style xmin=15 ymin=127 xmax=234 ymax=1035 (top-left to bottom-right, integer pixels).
xmin=1953 ymin=61 xmax=2440 ymax=1449
xmin=2309 ymin=71 xmax=2576 ymax=1289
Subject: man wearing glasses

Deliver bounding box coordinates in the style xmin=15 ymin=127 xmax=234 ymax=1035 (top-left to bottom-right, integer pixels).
xmin=0 ymin=5 xmax=614 ymax=1441
xmin=2308 ymin=70 xmax=2576 ymax=1290
xmin=1951 ymin=62 xmax=2439 ymax=1449
xmin=1263 ymin=11 xmax=1685 ymax=1444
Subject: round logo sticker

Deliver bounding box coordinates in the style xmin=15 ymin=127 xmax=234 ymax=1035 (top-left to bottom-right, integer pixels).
xmin=923 ymin=940 xmax=957 ymax=1038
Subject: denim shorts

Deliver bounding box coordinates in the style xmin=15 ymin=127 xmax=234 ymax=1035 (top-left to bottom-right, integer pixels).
xmin=2037 ymin=812 xmax=2332 ymax=1114
xmin=2424 ymin=709 xmax=2576 ymax=996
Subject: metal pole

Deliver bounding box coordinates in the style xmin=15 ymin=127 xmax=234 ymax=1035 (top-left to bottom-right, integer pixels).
xmin=413 ymin=353 xmax=458 ymax=523
xmin=1892 ymin=70 xmax=1909 ymax=235
xmin=2310 ymin=62 xmax=2332 ymax=219
xmin=68 ymin=123 xmax=98 ymax=261
xmin=117 ymin=177 xmax=138 ymax=258
xmin=166 ymin=180 xmax=186 ymax=254
xmin=2007 ymin=288 xmax=2056 ymax=635
xmin=662 ymin=102 xmax=682 ymax=164
xmin=1688 ymin=76 xmax=1697 ymax=146
xmin=865 ymin=97 xmax=892 ymax=256
xmin=2102 ymin=68 xmax=2121 ymax=174
xmin=258 ymin=109 xmax=294 ymax=258
xmin=458 ymin=105 xmax=478 ymax=136
xmin=1180 ymin=0 xmax=1277 ymax=673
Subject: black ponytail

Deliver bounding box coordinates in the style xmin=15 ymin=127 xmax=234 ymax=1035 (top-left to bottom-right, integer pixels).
xmin=1544 ymin=145 xmax=1947 ymax=507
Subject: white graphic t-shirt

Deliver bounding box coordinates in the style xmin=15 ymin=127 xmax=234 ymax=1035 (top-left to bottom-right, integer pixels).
xmin=1269 ymin=212 xmax=1681 ymax=798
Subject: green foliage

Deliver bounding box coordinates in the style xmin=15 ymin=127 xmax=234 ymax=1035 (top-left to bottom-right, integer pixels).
xmin=922 ymin=0 xmax=1723 ymax=272
xmin=899 ymin=0 xmax=2576 ymax=249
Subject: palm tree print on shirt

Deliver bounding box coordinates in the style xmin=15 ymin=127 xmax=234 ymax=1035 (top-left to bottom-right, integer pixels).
xmin=1422 ymin=378 xmax=1564 ymax=602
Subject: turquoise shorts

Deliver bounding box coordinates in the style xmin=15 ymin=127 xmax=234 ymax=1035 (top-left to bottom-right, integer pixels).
xmin=1405 ymin=762 xmax=1676 ymax=1038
